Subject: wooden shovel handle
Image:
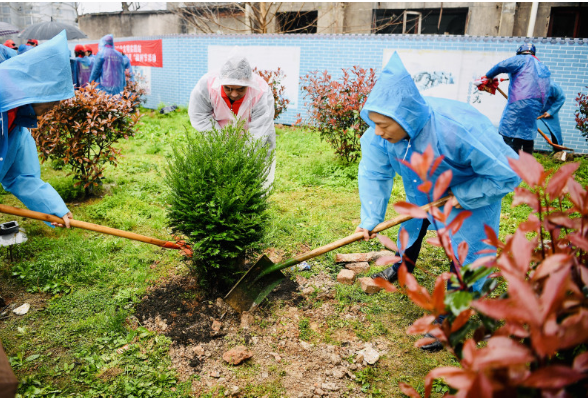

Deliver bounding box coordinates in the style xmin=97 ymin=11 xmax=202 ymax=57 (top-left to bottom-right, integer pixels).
xmin=0 ymin=203 xmax=181 ymax=249
xmin=495 ymin=87 xmax=572 ymax=152
xmin=289 ymin=196 xmax=451 ymax=265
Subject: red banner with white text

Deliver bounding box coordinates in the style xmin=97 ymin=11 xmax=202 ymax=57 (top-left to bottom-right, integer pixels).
xmin=85 ymin=39 xmax=162 ymax=68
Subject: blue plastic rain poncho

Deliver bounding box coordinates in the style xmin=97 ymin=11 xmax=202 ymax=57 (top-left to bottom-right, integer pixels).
xmin=0 ymin=46 xmax=16 ymax=63
xmin=73 ymin=55 xmax=94 ymax=88
xmin=485 ymin=54 xmax=551 ymax=141
xmin=89 ymin=34 xmax=126 ymax=95
xmin=0 ymin=30 xmax=74 ymax=222
xmin=538 ymin=81 xmax=566 ymax=145
xmin=359 ymin=52 xmax=521 ymax=291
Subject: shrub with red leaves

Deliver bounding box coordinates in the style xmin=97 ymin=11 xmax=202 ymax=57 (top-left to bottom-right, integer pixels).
xmin=252 ymin=67 xmax=290 ymax=120
xmin=298 ymin=66 xmax=376 ymax=163
xmin=576 ymin=86 xmax=588 ymax=141
xmin=375 ymin=147 xmax=588 ymax=397
xmin=32 ymin=82 xmax=141 ymax=196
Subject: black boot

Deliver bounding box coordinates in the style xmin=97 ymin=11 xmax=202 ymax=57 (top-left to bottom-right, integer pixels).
xmin=371 ymin=265 xmax=398 ymax=283
xmin=420 ymin=332 xmax=443 ymax=352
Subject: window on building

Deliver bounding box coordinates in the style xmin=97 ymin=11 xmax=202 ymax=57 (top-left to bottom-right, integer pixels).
xmin=276 ymin=10 xmax=318 ymax=34
xmin=548 ymin=7 xmax=588 ymax=38
xmin=373 ymin=7 xmax=468 ymax=35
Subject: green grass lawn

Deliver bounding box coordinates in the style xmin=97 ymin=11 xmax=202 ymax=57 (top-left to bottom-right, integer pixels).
xmin=1 ymin=107 xmax=587 ymax=397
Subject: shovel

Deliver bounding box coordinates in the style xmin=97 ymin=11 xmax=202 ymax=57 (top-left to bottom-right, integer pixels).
xmin=224 ymin=196 xmax=451 ymax=312
xmin=0 ymin=203 xmax=192 ymax=255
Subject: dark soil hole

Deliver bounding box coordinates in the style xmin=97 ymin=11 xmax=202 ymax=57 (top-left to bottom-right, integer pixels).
xmin=135 ymin=275 xmax=303 ymax=346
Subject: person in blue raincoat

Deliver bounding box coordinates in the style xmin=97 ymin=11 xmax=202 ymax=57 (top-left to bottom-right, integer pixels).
xmin=537 ymin=80 xmax=566 ymax=146
xmin=484 ymin=43 xmax=551 ymax=154
xmin=0 ymin=45 xmax=16 ymax=63
xmin=73 ymin=44 xmax=94 ymax=88
xmin=0 ymin=30 xmax=74 ymax=229
xmin=89 ymin=34 xmax=126 ymax=95
xmin=356 ymin=52 xmax=521 ymax=350
xmin=17 ymin=44 xmax=32 ymax=55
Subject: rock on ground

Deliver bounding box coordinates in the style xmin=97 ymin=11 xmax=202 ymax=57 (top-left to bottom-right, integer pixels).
xmin=12 ymin=303 xmax=30 ymax=315
xmin=337 ymin=269 xmax=356 ymax=285
xmin=222 ymin=346 xmax=253 ymax=365
xmin=357 ymin=345 xmax=380 ymax=365
xmin=357 ymin=277 xmax=382 ymax=294
xmin=345 ymin=262 xmax=370 ymax=274
xmin=240 ymin=312 xmax=254 ymax=329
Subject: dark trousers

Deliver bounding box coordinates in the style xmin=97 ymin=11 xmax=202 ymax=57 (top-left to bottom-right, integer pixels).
xmin=392 ymin=219 xmax=457 ymax=289
xmin=502 ymin=135 xmax=534 ymax=154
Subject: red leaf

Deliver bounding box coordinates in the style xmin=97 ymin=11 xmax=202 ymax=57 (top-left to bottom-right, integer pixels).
xmin=399 ymin=228 xmax=409 ymax=252
xmin=559 ymin=308 xmax=588 ymax=349
xmin=568 ymin=233 xmax=588 ymax=252
xmin=394 ymin=201 xmax=429 ymax=219
xmin=512 ymin=187 xmax=540 ymax=211
xmin=429 ymin=155 xmax=445 ymax=177
xmin=519 ymin=214 xmax=540 ymax=232
xmin=510 ymin=230 xmax=534 ymax=275
xmin=573 ymin=352 xmax=588 ymax=372
xmin=532 ymin=254 xmax=573 ymax=281
xmin=567 ymin=179 xmax=587 ymax=212
xmin=375 ymin=256 xmax=401 ymax=266
xmin=546 ymin=162 xmax=579 ymax=200
xmin=433 ymin=169 xmax=452 ymax=201
xmin=398 ymin=382 xmax=421 ymax=398
xmin=472 ymin=298 xmax=534 ymax=324
xmin=540 ymin=265 xmax=572 ymax=320
xmin=471 ymin=336 xmax=534 ymax=370
xmin=432 ymin=272 xmax=452 ymax=314
xmin=546 ymin=212 xmax=575 ymax=229
xmin=457 ymin=241 xmax=469 ymax=265
xmin=407 ymin=315 xmax=436 ymax=335
xmin=426 ymin=236 xmax=442 ymax=247
xmin=469 ymin=256 xmax=496 ymax=270
xmin=451 ymin=309 xmax=475 ymax=333
xmin=508 ymin=151 xmax=544 ymax=187
xmin=414 ymin=337 xmax=437 ymax=348
xmin=482 ymin=224 xmax=502 ymax=248
xmin=424 ymin=367 xmax=475 ymax=398
xmin=520 ymin=365 xmax=586 ymax=389
xmin=372 ymin=277 xmax=397 ymax=293
xmin=417 ymin=180 xmax=432 ymax=193
xmin=376 ymin=234 xmax=398 ymax=252
xmin=501 ymin=269 xmax=542 ymax=326
xmin=494 ymin=321 xmax=529 ymax=338
xmin=446 ymin=210 xmax=472 ymax=234
xmin=398 ymin=264 xmax=434 ymax=311
xmin=465 ymin=370 xmax=494 ymax=397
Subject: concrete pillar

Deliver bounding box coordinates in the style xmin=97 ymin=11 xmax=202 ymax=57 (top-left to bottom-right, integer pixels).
xmin=343 ymin=2 xmax=374 ymax=34
xmin=498 ymin=2 xmax=516 ymax=36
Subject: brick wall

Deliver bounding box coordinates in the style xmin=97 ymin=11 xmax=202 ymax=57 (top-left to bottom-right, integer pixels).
xmin=78 ymin=33 xmax=588 ymax=153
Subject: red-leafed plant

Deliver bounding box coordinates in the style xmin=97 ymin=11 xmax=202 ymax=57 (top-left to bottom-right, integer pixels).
xmin=576 ymin=86 xmax=588 ymax=141
xmin=252 ymin=67 xmax=290 ymax=120
xmin=374 ymin=146 xmax=588 ymax=397
xmin=32 ymin=82 xmax=141 ymax=196
xmin=297 ymin=66 xmax=376 ymax=163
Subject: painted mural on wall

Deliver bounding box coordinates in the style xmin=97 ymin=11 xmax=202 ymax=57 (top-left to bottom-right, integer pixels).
xmin=208 ymin=45 xmax=301 ymax=109
xmin=383 ymin=49 xmax=512 ymax=127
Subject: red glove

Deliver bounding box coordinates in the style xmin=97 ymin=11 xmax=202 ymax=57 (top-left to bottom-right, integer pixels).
xmin=474 ymin=76 xmax=500 ymax=95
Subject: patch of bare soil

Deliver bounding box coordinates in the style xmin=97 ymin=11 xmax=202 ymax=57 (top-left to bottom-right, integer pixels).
xmin=135 ymin=271 xmax=386 ymax=398
xmin=0 ymin=274 xmax=51 ymax=322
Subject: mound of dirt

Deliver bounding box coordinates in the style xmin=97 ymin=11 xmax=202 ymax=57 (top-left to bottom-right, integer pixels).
xmin=135 ymin=274 xmax=303 ymax=347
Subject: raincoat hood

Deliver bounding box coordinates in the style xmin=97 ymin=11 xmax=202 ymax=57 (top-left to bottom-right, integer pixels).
xmin=0 ymin=30 xmax=74 ymax=113
xmin=99 ymin=34 xmax=114 ymax=51
xmin=218 ymin=55 xmax=259 ymax=90
xmin=360 ymin=52 xmax=431 ymax=139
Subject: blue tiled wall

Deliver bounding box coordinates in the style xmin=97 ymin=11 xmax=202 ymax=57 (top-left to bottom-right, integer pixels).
xmin=80 ymin=33 xmax=588 ymax=153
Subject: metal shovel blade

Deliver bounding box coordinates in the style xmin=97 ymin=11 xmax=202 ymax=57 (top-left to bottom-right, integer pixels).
xmin=224 ymin=255 xmax=286 ymax=312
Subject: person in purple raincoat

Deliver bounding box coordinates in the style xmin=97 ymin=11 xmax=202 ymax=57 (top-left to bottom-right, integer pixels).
xmin=89 ymin=34 xmax=126 ymax=95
